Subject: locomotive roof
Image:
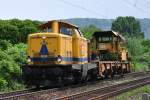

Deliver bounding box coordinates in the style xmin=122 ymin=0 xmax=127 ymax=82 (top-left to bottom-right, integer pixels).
xmin=39 ymin=20 xmax=79 ymax=29
xmin=93 ymin=31 xmax=125 ymax=41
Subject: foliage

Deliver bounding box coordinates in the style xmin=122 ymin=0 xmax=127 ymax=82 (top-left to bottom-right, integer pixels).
xmin=0 ymin=40 xmax=12 ymax=50
xmin=0 ymin=40 xmax=27 ymax=91
xmin=141 ymin=39 xmax=150 ymax=68
xmin=126 ymin=38 xmax=143 ymax=57
xmin=0 ymin=19 xmax=34 ymax=90
xmin=111 ymin=16 xmax=144 ymax=38
xmin=0 ymin=19 xmax=41 ymax=43
xmin=126 ymin=38 xmax=150 ymax=71
xmin=81 ymin=25 xmax=101 ymax=39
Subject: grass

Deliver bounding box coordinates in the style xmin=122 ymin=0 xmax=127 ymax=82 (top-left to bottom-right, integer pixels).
xmin=109 ymin=84 xmax=150 ymax=100
xmin=0 ymin=81 xmax=26 ymax=93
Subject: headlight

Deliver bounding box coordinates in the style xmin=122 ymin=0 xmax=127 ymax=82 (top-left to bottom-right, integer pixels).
xmin=42 ymin=36 xmax=46 ymax=39
xmin=57 ymin=58 xmax=62 ymax=62
xmin=57 ymin=55 xmax=62 ymax=63
xmin=27 ymin=57 xmax=31 ymax=62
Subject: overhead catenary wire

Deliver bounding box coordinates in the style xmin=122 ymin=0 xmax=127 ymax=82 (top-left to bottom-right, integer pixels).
xmin=134 ymin=0 xmax=138 ymax=6
xmin=144 ymin=0 xmax=150 ymax=5
xmin=134 ymin=0 xmax=150 ymax=7
xmin=58 ymin=0 xmax=107 ymax=18
xmin=122 ymin=0 xmax=150 ymax=15
xmin=59 ymin=0 xmax=150 ymax=18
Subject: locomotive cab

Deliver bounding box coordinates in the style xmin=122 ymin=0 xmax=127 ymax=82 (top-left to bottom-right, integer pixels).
xmin=91 ymin=31 xmax=125 ymax=61
xmin=27 ymin=20 xmax=87 ymax=65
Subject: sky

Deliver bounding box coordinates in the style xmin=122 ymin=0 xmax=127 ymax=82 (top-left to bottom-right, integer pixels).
xmin=0 ymin=0 xmax=150 ymax=20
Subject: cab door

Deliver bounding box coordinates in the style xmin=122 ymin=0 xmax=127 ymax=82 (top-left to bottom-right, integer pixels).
xmin=65 ymin=37 xmax=72 ymax=64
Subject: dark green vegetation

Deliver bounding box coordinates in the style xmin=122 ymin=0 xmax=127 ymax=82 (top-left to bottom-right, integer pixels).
xmin=0 ymin=19 xmax=41 ymax=91
xmin=0 ymin=19 xmax=41 ymax=43
xmin=111 ymin=16 xmax=144 ymax=38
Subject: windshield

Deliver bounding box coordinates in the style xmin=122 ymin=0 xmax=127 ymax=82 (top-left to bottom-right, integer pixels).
xmin=99 ymin=37 xmax=112 ymax=42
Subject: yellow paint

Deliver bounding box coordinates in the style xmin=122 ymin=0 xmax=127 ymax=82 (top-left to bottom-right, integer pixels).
xmin=52 ymin=21 xmax=59 ymax=33
xmin=28 ymin=33 xmax=59 ymax=58
xmin=121 ymin=49 xmax=127 ymax=61
xmin=90 ymin=31 xmax=129 ymax=61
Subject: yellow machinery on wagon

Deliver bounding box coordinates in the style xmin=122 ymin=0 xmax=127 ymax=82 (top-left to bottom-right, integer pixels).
xmin=90 ymin=31 xmax=131 ymax=78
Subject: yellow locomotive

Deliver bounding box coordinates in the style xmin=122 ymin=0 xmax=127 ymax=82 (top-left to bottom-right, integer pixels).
xmin=22 ymin=20 xmax=97 ymax=86
xmin=90 ymin=31 xmax=131 ymax=77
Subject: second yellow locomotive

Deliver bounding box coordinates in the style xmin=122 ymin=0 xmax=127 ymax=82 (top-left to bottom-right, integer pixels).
xmin=90 ymin=31 xmax=131 ymax=78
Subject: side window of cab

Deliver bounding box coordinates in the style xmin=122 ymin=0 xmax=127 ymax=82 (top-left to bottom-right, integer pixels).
xmin=43 ymin=27 xmax=52 ymax=32
xmin=60 ymin=27 xmax=73 ymax=36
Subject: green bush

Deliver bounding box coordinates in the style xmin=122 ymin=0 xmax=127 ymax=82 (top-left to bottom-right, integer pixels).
xmin=81 ymin=25 xmax=101 ymax=39
xmin=0 ymin=40 xmax=27 ymax=91
xmin=126 ymin=38 xmax=150 ymax=71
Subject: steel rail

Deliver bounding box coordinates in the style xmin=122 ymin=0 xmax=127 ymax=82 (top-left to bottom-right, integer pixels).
xmin=55 ymin=76 xmax=150 ymax=100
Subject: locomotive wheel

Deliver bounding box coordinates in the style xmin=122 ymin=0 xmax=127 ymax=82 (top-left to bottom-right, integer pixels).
xmin=111 ymin=72 xmax=114 ymax=78
xmin=72 ymin=70 xmax=82 ymax=84
xmin=103 ymin=70 xmax=109 ymax=79
xmin=57 ymin=77 xmax=65 ymax=87
xmin=117 ymin=67 xmax=124 ymax=77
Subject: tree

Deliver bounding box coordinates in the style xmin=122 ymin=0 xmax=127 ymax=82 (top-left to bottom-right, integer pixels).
xmin=19 ymin=26 xmax=37 ymax=42
xmin=9 ymin=19 xmax=41 ymax=43
xmin=0 ymin=23 xmax=19 ymax=43
xmin=0 ymin=19 xmax=41 ymax=43
xmin=111 ymin=16 xmax=143 ymax=38
xmin=81 ymin=25 xmax=101 ymax=39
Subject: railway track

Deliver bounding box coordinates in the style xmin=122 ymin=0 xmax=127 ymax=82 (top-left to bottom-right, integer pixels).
xmin=0 ymin=88 xmax=59 ymax=100
xmin=0 ymin=71 xmax=150 ymax=100
xmin=56 ymin=76 xmax=150 ymax=100
xmin=0 ymin=88 xmax=35 ymax=99
xmin=125 ymin=70 xmax=150 ymax=77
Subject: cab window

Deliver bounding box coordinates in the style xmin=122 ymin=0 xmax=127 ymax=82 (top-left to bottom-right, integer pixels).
xmin=99 ymin=37 xmax=112 ymax=42
xmin=60 ymin=27 xmax=73 ymax=36
xmin=43 ymin=27 xmax=52 ymax=32
xmin=113 ymin=37 xmax=118 ymax=41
